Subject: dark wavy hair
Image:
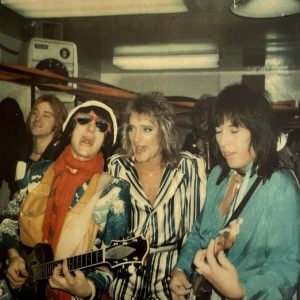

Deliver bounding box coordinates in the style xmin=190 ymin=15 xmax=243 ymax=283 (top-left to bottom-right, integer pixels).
xmin=119 ymin=92 xmax=180 ymax=168
xmin=211 ymin=84 xmax=280 ymax=183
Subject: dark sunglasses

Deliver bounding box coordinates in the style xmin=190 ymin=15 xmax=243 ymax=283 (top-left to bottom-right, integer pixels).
xmin=74 ymin=113 xmax=111 ymax=133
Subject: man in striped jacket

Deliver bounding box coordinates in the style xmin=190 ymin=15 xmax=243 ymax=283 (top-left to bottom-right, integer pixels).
xmin=108 ymin=92 xmax=207 ymax=300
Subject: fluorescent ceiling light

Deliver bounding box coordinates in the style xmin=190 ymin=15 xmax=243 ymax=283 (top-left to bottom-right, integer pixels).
xmin=113 ymin=43 xmax=219 ymax=70
xmin=1 ymin=0 xmax=188 ymax=18
xmin=231 ymin=0 xmax=300 ymax=18
xmin=114 ymin=43 xmax=218 ymax=55
xmin=113 ymin=54 xmax=219 ymax=70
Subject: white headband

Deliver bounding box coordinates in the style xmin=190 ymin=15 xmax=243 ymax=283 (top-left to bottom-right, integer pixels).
xmin=62 ymin=100 xmax=118 ymax=145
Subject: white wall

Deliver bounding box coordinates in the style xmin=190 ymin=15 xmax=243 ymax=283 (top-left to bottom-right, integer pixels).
xmin=1 ymin=29 xmax=300 ymax=113
xmin=101 ymin=67 xmax=300 ymax=105
xmin=101 ymin=71 xmax=220 ymax=98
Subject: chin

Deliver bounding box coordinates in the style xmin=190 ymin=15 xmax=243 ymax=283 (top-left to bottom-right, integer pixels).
xmin=226 ymin=161 xmax=241 ymax=169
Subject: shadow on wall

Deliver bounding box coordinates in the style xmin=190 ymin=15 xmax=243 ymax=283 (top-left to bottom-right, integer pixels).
xmin=0 ymin=97 xmax=26 ymax=205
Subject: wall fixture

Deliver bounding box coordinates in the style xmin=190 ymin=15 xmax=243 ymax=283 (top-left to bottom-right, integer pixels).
xmin=1 ymin=0 xmax=188 ymax=18
xmin=113 ymin=43 xmax=219 ymax=70
xmin=231 ymin=0 xmax=300 ymax=18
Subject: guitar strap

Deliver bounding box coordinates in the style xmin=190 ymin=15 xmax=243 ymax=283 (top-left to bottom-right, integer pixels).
xmin=224 ymin=175 xmax=262 ymax=228
xmin=224 ymin=164 xmax=287 ymax=227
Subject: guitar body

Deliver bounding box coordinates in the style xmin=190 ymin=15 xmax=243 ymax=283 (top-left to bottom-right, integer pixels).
xmin=191 ymin=271 xmax=212 ymax=300
xmin=13 ymin=243 xmax=53 ymax=300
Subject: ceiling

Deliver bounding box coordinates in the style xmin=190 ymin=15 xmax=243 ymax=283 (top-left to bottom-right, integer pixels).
xmin=1 ymin=0 xmax=300 ymax=72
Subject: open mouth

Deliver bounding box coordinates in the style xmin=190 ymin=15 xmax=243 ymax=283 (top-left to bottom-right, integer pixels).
xmin=80 ymin=136 xmax=94 ymax=146
xmin=135 ymin=146 xmax=147 ymax=154
xmin=32 ymin=123 xmax=43 ymax=128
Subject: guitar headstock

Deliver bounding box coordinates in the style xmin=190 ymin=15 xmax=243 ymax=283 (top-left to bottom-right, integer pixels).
xmin=104 ymin=235 xmax=149 ymax=269
xmin=214 ymin=218 xmax=243 ymax=254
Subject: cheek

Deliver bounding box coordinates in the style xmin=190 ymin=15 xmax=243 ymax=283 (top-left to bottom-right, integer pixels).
xmin=51 ymin=122 xmax=57 ymax=132
xmin=152 ymin=138 xmax=161 ymax=153
xmin=151 ymin=132 xmax=161 ymax=144
xmin=249 ymin=146 xmax=256 ymax=160
xmin=215 ymin=134 xmax=223 ymax=147
xmin=71 ymin=126 xmax=81 ymax=143
xmin=95 ymin=134 xmax=105 ymax=150
xmin=240 ymin=142 xmax=254 ymax=160
xmin=70 ymin=134 xmax=78 ymax=147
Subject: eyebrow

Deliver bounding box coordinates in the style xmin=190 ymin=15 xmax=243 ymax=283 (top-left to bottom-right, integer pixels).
xmin=43 ymin=111 xmax=54 ymax=116
xmin=33 ymin=108 xmax=54 ymax=116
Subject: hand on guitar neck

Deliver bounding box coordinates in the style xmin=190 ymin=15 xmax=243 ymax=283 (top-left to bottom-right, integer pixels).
xmin=5 ymin=235 xmax=149 ymax=300
xmin=192 ymin=218 xmax=245 ymax=299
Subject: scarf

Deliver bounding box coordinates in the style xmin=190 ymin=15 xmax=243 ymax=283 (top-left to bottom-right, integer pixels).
xmin=42 ymin=145 xmax=104 ymax=300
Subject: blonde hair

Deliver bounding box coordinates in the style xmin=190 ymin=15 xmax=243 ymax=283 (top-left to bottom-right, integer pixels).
xmin=120 ymin=92 xmax=180 ymax=168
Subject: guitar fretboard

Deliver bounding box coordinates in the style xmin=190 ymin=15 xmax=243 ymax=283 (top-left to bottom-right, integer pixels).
xmin=32 ymin=247 xmax=108 ymax=280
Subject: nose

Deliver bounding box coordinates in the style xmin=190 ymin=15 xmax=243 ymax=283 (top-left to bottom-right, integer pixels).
xmin=217 ymin=131 xmax=232 ymax=148
xmin=33 ymin=113 xmax=42 ymax=121
xmin=132 ymin=129 xmax=142 ymax=143
xmin=87 ymin=120 xmax=97 ymax=132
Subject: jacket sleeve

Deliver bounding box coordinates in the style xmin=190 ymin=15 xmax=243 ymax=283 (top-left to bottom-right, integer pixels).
xmin=86 ymin=178 xmax=131 ymax=297
xmin=174 ymin=162 xmax=218 ymax=278
xmin=0 ymin=161 xmax=52 ymax=249
xmin=241 ymin=171 xmax=300 ymax=299
xmin=0 ymin=193 xmax=22 ymax=249
xmin=174 ymin=217 xmax=203 ymax=277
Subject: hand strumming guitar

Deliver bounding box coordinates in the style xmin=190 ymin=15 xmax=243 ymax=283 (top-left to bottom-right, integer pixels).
xmin=193 ymin=219 xmax=245 ymax=299
xmin=6 ymin=248 xmax=29 ymax=289
xmin=193 ymin=239 xmax=245 ymax=299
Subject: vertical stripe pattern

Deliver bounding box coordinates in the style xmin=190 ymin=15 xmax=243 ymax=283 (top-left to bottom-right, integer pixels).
xmin=108 ymin=151 xmax=207 ymax=299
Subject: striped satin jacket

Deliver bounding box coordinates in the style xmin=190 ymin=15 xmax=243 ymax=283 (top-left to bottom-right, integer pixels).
xmin=108 ymin=151 xmax=207 ymax=300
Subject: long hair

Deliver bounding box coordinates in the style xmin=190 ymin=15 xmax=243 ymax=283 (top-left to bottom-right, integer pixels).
xmin=211 ymin=84 xmax=280 ymax=183
xmin=26 ymin=94 xmax=67 ymax=141
xmin=120 ymin=92 xmax=180 ymax=168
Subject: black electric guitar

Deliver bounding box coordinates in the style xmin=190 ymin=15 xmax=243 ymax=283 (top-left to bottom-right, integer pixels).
xmin=12 ymin=235 xmax=149 ymax=300
xmin=191 ymin=218 xmax=243 ymax=300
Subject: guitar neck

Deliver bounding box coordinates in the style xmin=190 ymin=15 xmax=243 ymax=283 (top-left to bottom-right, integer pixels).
xmin=32 ymin=248 xmax=106 ymax=281
xmin=29 ymin=235 xmax=149 ymax=281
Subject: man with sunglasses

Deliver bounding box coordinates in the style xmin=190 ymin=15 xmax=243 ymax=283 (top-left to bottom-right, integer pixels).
xmin=2 ymin=100 xmax=131 ymax=300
